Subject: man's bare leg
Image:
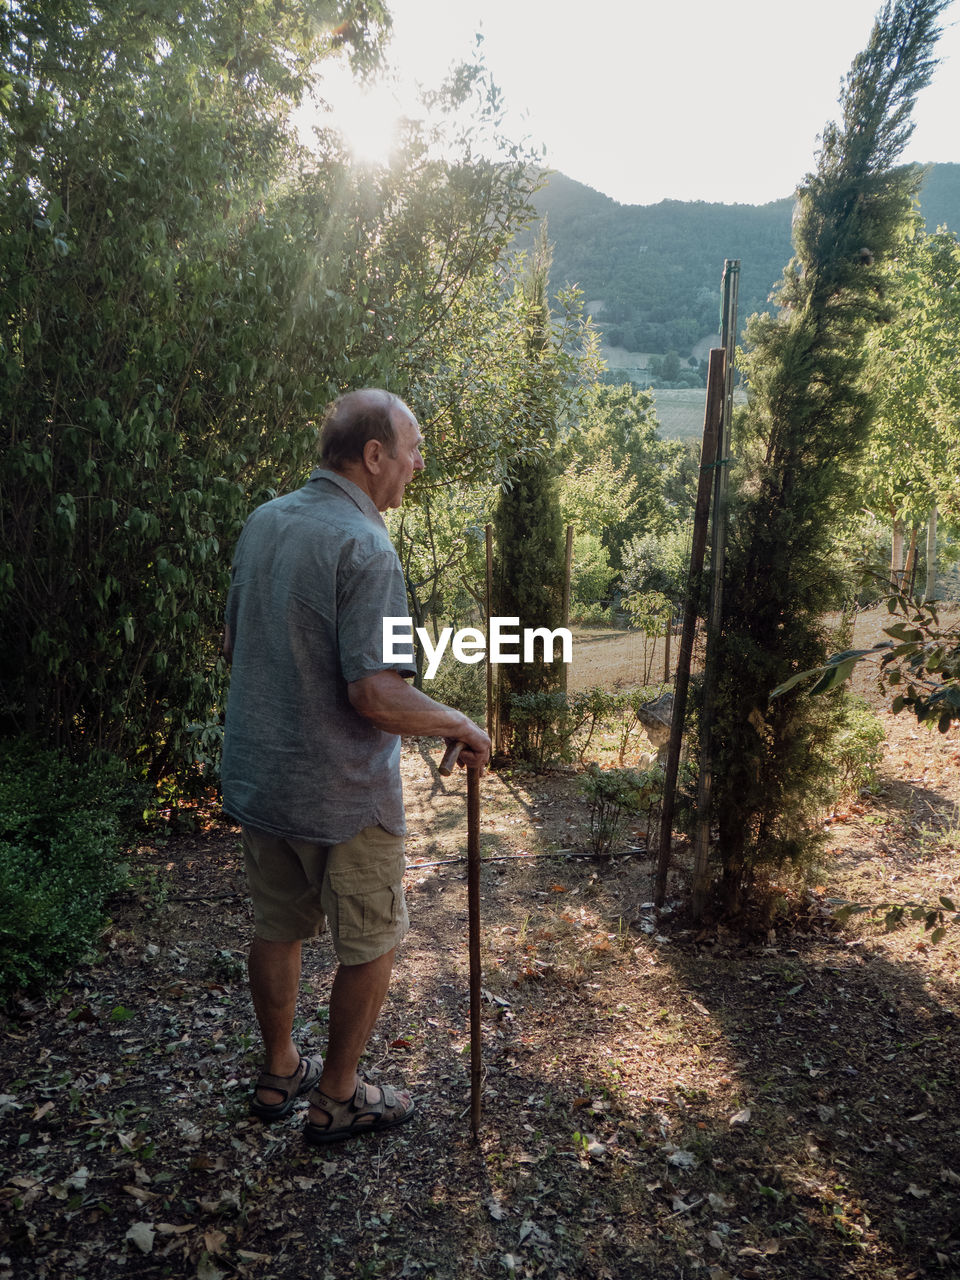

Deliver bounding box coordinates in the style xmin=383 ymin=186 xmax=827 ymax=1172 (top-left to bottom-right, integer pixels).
xmin=310 ymin=948 xmax=406 ymax=1123
xmin=248 ymin=936 xmax=302 ymax=1105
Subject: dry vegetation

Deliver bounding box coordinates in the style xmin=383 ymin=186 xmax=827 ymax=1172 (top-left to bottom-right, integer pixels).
xmin=1 ymin=611 xmax=958 ymax=1280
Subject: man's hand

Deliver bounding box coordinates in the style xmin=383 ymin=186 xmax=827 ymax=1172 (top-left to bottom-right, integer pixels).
xmin=441 ymin=734 xmax=490 ymax=774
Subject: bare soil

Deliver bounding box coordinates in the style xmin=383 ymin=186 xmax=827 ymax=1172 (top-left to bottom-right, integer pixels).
xmin=2 ymin=609 xmax=959 ymax=1280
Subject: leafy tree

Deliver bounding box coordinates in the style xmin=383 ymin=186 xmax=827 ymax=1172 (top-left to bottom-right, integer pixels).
xmin=0 ymin=1 xmax=549 ymax=778
xmin=859 ymin=225 xmax=960 ymax=595
xmin=775 ymin=593 xmax=960 ymax=732
xmin=618 ymin=527 xmax=692 ymax=617
xmin=708 ymin=0 xmax=950 ymax=912
xmin=567 ymin=533 xmax=616 ymax=610
xmin=560 ymin=381 xmax=671 ymax=567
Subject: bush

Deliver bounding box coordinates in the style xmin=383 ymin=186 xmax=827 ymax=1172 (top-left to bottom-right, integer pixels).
xmin=428 ymin=657 xmax=488 ymax=725
xmin=580 ymin=764 xmax=665 ymax=857
xmin=570 ymin=533 xmax=616 ymax=609
xmin=828 ymin=695 xmax=886 ymax=802
xmin=0 ymin=741 xmax=143 ymax=1003
xmin=507 ymin=688 xmax=617 ymax=769
xmin=619 ymin=529 xmax=691 ymax=613
xmin=569 ymin=602 xmax=615 ymax=626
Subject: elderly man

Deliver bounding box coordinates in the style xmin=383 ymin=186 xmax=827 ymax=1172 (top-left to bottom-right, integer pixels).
xmin=221 ymin=389 xmax=490 ymax=1145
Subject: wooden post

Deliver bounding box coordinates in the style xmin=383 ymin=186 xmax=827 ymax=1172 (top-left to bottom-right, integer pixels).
xmin=653 ymin=348 xmax=725 ymax=907
xmin=561 ymin=524 xmax=573 ymax=692
xmin=690 ymin=260 xmax=739 ymax=920
xmin=485 ymin=523 xmax=494 ymax=743
xmin=664 ymin=615 xmax=672 ymax=684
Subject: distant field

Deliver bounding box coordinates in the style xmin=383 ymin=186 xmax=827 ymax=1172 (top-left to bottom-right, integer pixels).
xmin=653 ymin=386 xmax=749 ymax=441
xmin=598 ymin=342 xmax=745 ymax=442
xmin=651 ymin=388 xmax=710 ymax=440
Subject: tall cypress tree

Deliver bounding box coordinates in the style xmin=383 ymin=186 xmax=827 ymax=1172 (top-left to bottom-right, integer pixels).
xmin=709 ymin=0 xmax=949 ymax=909
xmin=494 ymin=229 xmax=567 ymax=755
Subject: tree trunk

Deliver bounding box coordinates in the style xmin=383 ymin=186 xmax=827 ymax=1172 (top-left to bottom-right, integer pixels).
xmin=925 ymin=505 xmax=938 ymax=601
xmin=904 ymin=523 xmax=920 ymax=595
xmin=891 ymin=517 xmax=905 ymax=589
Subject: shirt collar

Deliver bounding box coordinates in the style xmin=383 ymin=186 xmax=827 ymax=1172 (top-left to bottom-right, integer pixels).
xmin=309 ymin=467 xmax=386 ymax=528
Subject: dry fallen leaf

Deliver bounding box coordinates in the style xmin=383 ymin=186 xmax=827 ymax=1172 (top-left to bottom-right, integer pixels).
xmin=123 ymin=1184 xmax=158 ymax=1203
xmin=204 ymin=1229 xmax=228 ymax=1255
xmin=125 ymin=1222 xmax=155 ymax=1254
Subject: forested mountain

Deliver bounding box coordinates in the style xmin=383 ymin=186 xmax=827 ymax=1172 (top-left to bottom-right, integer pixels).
xmin=527 ymin=163 xmax=960 ymax=360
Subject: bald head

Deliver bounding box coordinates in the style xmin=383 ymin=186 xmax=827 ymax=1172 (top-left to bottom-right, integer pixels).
xmin=320 ymin=389 xmax=409 ymax=472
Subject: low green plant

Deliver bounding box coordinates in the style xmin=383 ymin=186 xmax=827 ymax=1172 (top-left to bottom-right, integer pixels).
xmin=0 ymin=740 xmax=144 ymax=1002
xmin=580 ymin=763 xmax=665 ymax=857
xmin=828 ymin=694 xmax=886 ymax=801
xmin=621 ymin=590 xmax=673 ymax=684
xmin=508 ymin=687 xmax=618 ymax=769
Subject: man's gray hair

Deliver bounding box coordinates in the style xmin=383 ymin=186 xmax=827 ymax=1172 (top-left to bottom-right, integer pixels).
xmin=319 ymin=389 xmax=407 ymax=471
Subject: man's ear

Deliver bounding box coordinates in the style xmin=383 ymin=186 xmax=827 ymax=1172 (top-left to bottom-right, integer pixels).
xmin=362 ymin=437 xmax=383 ymax=472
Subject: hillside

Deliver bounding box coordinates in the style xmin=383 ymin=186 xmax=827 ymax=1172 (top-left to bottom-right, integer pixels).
xmin=528 ymin=162 xmax=960 ymax=363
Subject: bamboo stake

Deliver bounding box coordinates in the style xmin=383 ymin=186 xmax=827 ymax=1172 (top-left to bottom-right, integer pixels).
xmin=653 ymin=348 xmax=725 ymax=907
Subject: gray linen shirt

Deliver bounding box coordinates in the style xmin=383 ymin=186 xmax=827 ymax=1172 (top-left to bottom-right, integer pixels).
xmin=220 ymin=469 xmax=416 ymax=844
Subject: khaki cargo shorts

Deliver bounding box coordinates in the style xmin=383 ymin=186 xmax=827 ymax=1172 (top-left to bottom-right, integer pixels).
xmin=241 ymin=823 xmax=409 ymax=965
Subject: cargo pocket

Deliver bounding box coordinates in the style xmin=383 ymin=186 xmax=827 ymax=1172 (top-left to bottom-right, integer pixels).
xmin=328 ymin=856 xmax=403 ymax=940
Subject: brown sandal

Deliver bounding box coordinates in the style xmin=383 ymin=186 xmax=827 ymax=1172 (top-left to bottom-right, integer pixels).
xmin=304 ymin=1079 xmax=415 ymax=1145
xmin=249 ymin=1053 xmax=324 ymax=1122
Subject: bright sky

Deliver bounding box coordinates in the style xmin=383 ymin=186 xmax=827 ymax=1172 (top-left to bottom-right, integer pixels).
xmin=311 ymin=0 xmax=960 ymax=206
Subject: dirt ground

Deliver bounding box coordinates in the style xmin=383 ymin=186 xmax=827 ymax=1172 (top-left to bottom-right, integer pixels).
xmin=2 ymin=611 xmax=959 ymax=1280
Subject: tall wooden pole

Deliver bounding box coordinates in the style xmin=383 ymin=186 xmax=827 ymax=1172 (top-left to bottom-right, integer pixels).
xmin=561 ymin=524 xmax=573 ymax=692
xmin=467 ymin=766 xmax=482 ymax=1139
xmin=691 ymin=262 xmax=739 ymax=919
xmin=653 ymin=348 xmax=725 ymax=907
xmin=485 ymin=523 xmax=494 ymax=743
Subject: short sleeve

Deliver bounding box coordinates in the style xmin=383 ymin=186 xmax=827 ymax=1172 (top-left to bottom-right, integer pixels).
xmin=337 ymin=547 xmax=417 ymax=684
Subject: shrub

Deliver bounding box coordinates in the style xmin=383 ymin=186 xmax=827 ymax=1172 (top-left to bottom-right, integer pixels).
xmin=580 ymin=763 xmax=665 ymax=857
xmin=828 ymin=695 xmax=886 ymax=802
xmin=0 ymin=741 xmax=143 ymax=1003
xmin=570 ymin=533 xmax=616 ymax=609
xmin=569 ymin=601 xmax=615 ymax=626
xmin=429 ymin=657 xmax=487 ymax=725
xmin=618 ymin=529 xmax=691 ymax=613
xmin=507 ymin=687 xmax=617 ymax=769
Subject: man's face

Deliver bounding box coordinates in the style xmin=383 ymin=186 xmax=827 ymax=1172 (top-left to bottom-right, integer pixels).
xmin=376 ymin=411 xmax=425 ymax=510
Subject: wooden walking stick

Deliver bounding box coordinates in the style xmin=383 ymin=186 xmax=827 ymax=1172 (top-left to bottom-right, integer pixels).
xmin=438 ymin=741 xmax=483 ymax=1139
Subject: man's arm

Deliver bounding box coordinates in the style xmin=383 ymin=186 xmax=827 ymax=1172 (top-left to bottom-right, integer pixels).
xmin=348 ymin=670 xmax=491 ymax=771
